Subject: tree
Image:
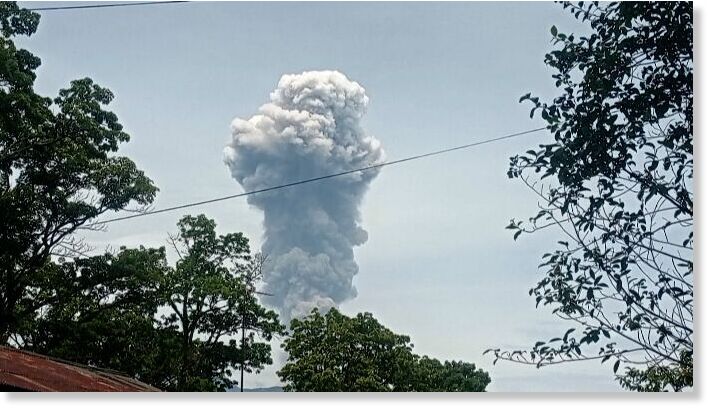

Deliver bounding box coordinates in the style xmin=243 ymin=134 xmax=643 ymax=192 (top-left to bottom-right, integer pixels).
xmin=236 ymin=252 xmax=276 ymax=391
xmin=408 ymin=357 xmax=493 ymax=392
xmin=19 ymin=215 xmax=284 ymax=392
xmin=18 ymin=247 xmax=180 ymax=390
xmin=0 ymin=2 xmax=157 ymax=343
xmin=488 ymin=2 xmax=692 ymax=391
xmin=153 ymin=214 xmax=284 ymax=391
xmin=279 ymin=308 xmax=490 ymax=392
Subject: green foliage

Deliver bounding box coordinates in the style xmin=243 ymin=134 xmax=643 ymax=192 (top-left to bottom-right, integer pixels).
xmin=618 ymin=350 xmax=692 ymax=392
xmin=20 ymin=215 xmax=284 ymax=392
xmin=279 ymin=308 xmax=490 ymax=392
xmin=494 ymin=1 xmax=693 ymax=391
xmin=0 ymin=2 xmax=39 ymax=37
xmin=18 ymin=247 xmax=179 ymax=389
xmin=278 ymin=308 xmax=411 ymax=392
xmin=409 ymin=357 xmax=492 ymax=392
xmin=162 ymin=214 xmax=284 ymax=391
xmin=0 ymin=1 xmax=157 ymax=343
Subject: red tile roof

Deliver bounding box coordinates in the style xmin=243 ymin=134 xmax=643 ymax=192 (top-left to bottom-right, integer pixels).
xmin=0 ymin=346 xmax=160 ymax=392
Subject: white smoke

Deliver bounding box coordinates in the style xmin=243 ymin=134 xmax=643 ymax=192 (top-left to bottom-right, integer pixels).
xmin=224 ymin=70 xmax=385 ymax=322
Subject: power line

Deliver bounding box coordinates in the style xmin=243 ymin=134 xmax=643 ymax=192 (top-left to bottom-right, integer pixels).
xmin=99 ymin=127 xmax=546 ymax=224
xmin=27 ymin=1 xmax=187 ymax=11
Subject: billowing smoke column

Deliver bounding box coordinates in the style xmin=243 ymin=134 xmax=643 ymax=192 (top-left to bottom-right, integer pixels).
xmin=224 ymin=71 xmax=385 ymax=321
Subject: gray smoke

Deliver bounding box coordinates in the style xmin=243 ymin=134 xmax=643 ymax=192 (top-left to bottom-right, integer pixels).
xmin=224 ymin=71 xmax=385 ymax=321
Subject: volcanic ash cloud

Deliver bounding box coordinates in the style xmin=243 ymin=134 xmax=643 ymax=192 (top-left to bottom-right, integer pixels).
xmin=224 ymin=70 xmax=385 ymax=321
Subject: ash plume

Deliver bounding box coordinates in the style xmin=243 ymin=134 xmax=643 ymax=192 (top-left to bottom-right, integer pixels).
xmin=224 ymin=71 xmax=384 ymax=322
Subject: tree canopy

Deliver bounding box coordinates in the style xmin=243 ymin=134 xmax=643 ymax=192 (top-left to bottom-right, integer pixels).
xmin=162 ymin=214 xmax=284 ymax=391
xmin=19 ymin=247 xmax=178 ymax=389
xmin=20 ymin=215 xmax=284 ymax=392
xmin=491 ymin=1 xmax=693 ymax=392
xmin=279 ymin=308 xmax=490 ymax=392
xmin=0 ymin=1 xmax=157 ymax=343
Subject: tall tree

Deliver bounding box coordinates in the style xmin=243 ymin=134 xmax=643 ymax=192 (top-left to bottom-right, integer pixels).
xmin=18 ymin=247 xmax=179 ymax=390
xmin=235 ymin=252 xmax=276 ymax=392
xmin=279 ymin=308 xmax=490 ymax=392
xmin=0 ymin=1 xmax=157 ymax=343
xmin=488 ymin=2 xmax=692 ymax=391
xmin=20 ymin=215 xmax=284 ymax=391
xmin=160 ymin=214 xmax=284 ymax=391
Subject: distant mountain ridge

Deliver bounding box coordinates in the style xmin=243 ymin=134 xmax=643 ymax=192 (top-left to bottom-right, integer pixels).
xmin=229 ymin=386 xmax=284 ymax=392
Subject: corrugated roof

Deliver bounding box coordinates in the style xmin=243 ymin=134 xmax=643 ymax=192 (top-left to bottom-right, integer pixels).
xmin=0 ymin=346 xmax=160 ymax=392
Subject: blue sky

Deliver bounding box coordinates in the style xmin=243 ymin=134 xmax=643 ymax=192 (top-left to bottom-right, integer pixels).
xmin=17 ymin=1 xmax=622 ymax=391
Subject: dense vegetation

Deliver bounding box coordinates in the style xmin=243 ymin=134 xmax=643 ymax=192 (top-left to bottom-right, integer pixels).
xmin=0 ymin=1 xmax=158 ymax=345
xmin=21 ymin=215 xmax=284 ymax=391
xmin=279 ymin=309 xmax=490 ymax=392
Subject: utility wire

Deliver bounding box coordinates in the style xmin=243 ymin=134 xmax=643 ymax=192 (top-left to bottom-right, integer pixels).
xmin=99 ymin=127 xmax=546 ymax=224
xmin=27 ymin=1 xmax=187 ymax=11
